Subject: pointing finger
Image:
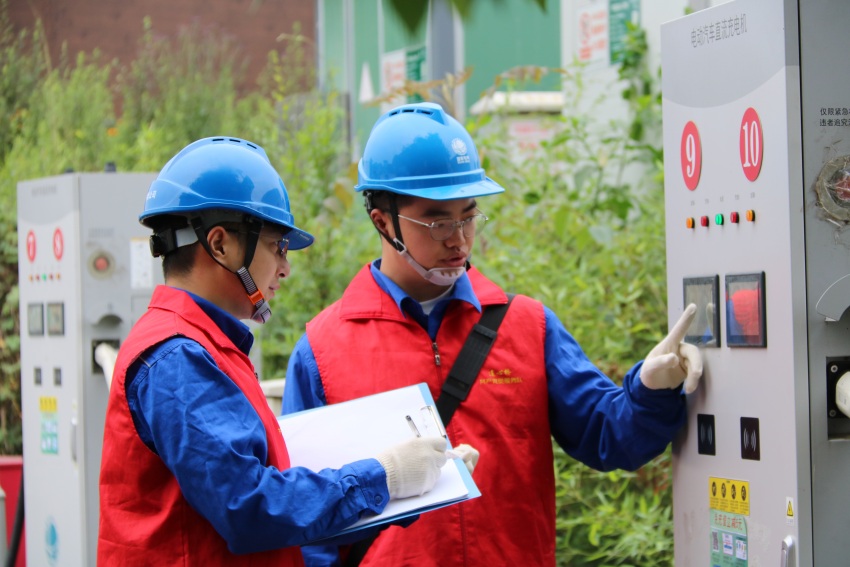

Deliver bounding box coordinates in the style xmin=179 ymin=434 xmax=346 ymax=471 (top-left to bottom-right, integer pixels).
xmin=666 ymin=303 xmax=697 ymax=345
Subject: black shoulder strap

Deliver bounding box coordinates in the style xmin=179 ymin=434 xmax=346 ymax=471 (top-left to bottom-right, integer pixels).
xmin=343 ymin=294 xmax=515 ymax=567
xmin=435 ymin=294 xmax=515 ymax=424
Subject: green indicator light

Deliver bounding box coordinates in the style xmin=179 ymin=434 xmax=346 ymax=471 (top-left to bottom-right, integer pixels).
xmin=42 ymin=274 xmax=47 ymax=281
xmin=715 ymin=214 xmax=724 ymax=226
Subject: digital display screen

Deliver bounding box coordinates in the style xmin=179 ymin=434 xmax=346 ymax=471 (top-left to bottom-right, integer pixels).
xmin=725 ymin=272 xmax=766 ymax=348
xmin=27 ymin=303 xmax=44 ymax=336
xmin=46 ymin=302 xmax=65 ymax=336
xmin=683 ymin=276 xmax=720 ymax=347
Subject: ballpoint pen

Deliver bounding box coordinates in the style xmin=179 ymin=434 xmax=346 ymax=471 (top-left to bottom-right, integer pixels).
xmin=405 ymin=413 xmax=461 ymax=459
xmin=405 ymin=414 xmax=421 ymax=437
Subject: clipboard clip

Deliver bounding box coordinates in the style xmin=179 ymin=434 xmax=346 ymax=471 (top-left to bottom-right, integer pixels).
xmin=421 ymin=405 xmax=447 ymax=439
xmin=404 ymin=405 xmax=448 ymax=439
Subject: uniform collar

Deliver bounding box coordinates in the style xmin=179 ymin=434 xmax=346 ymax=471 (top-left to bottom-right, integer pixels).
xmin=369 ymin=259 xmax=482 ymax=316
xmin=177 ymin=288 xmax=255 ymax=355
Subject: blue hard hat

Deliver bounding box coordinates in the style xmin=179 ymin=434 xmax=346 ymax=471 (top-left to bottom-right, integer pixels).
xmin=141 ymin=136 xmax=314 ymax=250
xmin=355 ymin=102 xmax=505 ymax=200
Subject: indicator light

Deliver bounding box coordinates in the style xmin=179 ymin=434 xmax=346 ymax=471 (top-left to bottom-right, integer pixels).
xmin=715 ymin=214 xmax=724 ymax=226
xmin=730 ymin=212 xmax=740 ymax=223
xmin=700 ymin=216 xmax=710 ymax=227
xmin=746 ymin=209 xmax=756 ymax=222
xmin=94 ymin=256 xmax=110 ymax=272
xmin=686 ymin=217 xmax=695 ymax=229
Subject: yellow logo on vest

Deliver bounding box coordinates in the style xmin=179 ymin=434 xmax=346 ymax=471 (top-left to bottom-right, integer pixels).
xmin=480 ymin=368 xmax=523 ymax=385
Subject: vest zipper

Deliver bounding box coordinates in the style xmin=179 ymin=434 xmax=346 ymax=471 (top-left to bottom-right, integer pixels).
xmin=431 ymin=341 xmax=441 ymax=367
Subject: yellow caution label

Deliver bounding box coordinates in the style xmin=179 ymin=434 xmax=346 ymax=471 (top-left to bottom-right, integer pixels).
xmin=39 ymin=396 xmax=57 ymax=413
xmin=709 ymin=477 xmax=750 ymax=516
xmin=786 ymin=497 xmax=796 ymax=525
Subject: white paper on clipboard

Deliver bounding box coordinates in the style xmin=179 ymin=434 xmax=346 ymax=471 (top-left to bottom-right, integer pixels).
xmin=277 ymin=383 xmax=480 ymax=539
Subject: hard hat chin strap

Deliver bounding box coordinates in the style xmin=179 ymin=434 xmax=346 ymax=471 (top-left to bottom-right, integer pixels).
xmin=236 ymin=266 xmax=272 ymax=323
xmin=190 ymin=216 xmax=273 ymax=324
xmin=392 ymin=239 xmax=466 ymax=286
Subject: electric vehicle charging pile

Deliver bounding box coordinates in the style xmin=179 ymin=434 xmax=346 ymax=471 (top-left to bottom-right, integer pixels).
xmin=17 ymin=172 xmax=160 ymax=566
xmin=664 ymin=0 xmax=850 ymax=565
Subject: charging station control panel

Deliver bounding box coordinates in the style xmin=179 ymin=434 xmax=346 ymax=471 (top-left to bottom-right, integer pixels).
xmin=664 ymin=1 xmax=850 ymax=565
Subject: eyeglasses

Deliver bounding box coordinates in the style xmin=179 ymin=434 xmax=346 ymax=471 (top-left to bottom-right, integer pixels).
xmin=226 ymin=226 xmax=290 ymax=257
xmin=257 ymin=232 xmax=290 ymax=257
xmin=397 ymin=212 xmax=488 ymax=241
xmin=270 ymin=237 xmax=290 ymax=257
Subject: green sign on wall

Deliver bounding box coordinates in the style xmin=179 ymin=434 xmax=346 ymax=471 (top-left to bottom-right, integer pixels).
xmin=405 ymin=45 xmax=426 ymax=103
xmin=609 ymin=0 xmax=640 ymax=64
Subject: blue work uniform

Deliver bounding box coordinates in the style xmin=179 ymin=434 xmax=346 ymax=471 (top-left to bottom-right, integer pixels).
xmin=125 ymin=290 xmax=390 ymax=552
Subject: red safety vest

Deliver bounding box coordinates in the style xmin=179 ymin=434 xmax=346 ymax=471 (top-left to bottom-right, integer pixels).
xmin=98 ymin=286 xmax=304 ymax=567
xmin=307 ymin=265 xmax=556 ymax=566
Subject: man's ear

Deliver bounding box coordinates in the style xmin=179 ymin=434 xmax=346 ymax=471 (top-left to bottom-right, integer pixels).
xmin=370 ymin=209 xmax=392 ymax=238
xmin=206 ymin=226 xmax=233 ymax=261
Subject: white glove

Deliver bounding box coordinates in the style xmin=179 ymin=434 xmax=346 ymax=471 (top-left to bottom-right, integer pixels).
xmin=376 ymin=437 xmax=447 ymax=499
xmin=448 ymin=443 xmax=480 ymax=474
xmin=640 ymin=303 xmax=704 ymax=394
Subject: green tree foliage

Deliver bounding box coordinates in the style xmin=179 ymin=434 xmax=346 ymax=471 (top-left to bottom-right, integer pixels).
xmin=112 ymin=17 xmax=251 ymax=171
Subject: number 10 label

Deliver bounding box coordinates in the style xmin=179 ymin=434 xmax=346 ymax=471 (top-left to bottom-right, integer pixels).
xmin=740 ymin=107 xmax=763 ymax=182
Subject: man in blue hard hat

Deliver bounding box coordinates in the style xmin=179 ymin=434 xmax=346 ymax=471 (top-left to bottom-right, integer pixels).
xmin=98 ymin=136 xmax=448 ymax=566
xmin=282 ymin=103 xmax=703 ymax=566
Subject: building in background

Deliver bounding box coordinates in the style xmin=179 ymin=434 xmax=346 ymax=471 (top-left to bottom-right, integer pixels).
xmin=317 ymin=0 xmax=716 ymax=157
xmin=7 ymin=0 xmax=315 ymax=94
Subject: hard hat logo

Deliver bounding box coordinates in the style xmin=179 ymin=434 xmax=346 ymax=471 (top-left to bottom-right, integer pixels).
xmin=451 ymin=138 xmax=468 ymax=155
xmin=451 ymin=138 xmax=471 ymax=164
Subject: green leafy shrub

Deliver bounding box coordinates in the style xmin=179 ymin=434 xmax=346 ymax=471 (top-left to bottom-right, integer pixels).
xmin=466 ymin=25 xmax=672 ymax=566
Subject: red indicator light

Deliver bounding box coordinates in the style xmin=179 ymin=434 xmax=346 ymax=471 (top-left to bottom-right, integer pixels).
xmin=94 ymin=256 xmax=110 ymax=272
xmin=730 ymin=212 xmax=740 ymax=223
xmin=746 ymin=210 xmax=756 ymax=222
xmin=686 ymin=218 xmax=695 ymax=229
xmin=700 ymin=216 xmax=710 ymax=227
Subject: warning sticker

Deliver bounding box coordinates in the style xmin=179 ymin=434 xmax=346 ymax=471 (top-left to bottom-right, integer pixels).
xmin=709 ymin=477 xmax=750 ymax=516
xmin=786 ymin=497 xmax=795 ymax=525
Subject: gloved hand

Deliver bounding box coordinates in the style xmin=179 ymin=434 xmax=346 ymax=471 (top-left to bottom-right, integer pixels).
xmin=640 ymin=303 xmax=703 ymax=394
xmin=376 ymin=437 xmax=447 ymax=499
xmin=448 ymin=444 xmax=480 ymax=474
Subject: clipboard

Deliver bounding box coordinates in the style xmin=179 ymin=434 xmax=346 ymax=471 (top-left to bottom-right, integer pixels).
xmin=277 ymin=383 xmax=480 ymax=542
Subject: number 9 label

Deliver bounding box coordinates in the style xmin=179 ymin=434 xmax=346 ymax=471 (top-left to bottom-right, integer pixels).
xmin=681 ymin=120 xmax=702 ymax=191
